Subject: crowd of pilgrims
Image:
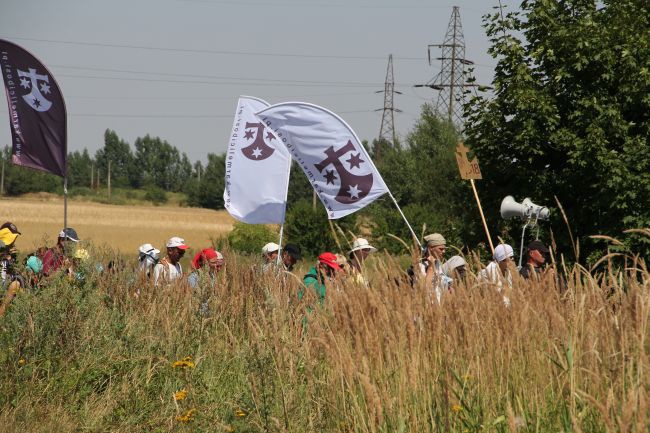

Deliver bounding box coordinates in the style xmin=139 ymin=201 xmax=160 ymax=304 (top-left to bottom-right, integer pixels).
xmin=0 ymin=221 xmax=556 ymax=315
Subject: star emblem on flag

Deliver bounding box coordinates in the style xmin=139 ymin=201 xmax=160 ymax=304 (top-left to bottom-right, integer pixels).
xmin=347 ymin=184 xmax=360 ymax=199
xmin=346 ymin=153 xmax=364 ymax=169
xmin=244 ymin=130 xmax=255 ymax=140
xmin=324 ymin=169 xmax=337 ymax=185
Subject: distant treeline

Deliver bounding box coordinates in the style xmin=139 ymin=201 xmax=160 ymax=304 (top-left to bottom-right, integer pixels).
xmin=0 ymin=130 xmax=225 ymax=209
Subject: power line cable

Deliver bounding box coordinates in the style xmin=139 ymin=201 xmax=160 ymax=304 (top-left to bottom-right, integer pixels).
xmin=0 ymin=36 xmax=502 ymax=68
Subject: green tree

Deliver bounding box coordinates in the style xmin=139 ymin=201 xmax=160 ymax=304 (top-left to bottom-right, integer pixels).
xmin=464 ymin=0 xmax=650 ymax=260
xmin=67 ymin=149 xmax=94 ymax=188
xmin=95 ymin=130 xmax=135 ymax=188
xmin=361 ymin=104 xmax=478 ymax=253
xmin=185 ymin=153 xmax=226 ymax=209
xmin=134 ymin=135 xmax=191 ymax=192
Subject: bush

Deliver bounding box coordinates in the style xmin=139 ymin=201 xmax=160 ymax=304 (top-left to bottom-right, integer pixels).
xmin=144 ymin=186 xmax=168 ymax=205
xmin=227 ymin=222 xmax=277 ymax=254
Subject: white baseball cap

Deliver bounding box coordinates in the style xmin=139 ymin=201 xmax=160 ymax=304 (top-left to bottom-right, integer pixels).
xmin=262 ymin=242 xmax=280 ymax=254
xmin=166 ymin=236 xmax=189 ymax=250
xmin=494 ymin=244 xmax=514 ymax=262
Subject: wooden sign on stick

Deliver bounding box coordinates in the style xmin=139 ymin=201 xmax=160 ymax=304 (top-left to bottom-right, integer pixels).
xmin=455 ymin=142 xmax=482 ymax=180
xmin=455 ymin=142 xmax=494 ymax=254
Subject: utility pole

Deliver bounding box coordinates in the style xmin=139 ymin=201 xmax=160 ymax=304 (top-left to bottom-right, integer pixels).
xmin=107 ymin=160 xmax=111 ymax=200
xmin=197 ymin=165 xmax=201 ymax=183
xmin=375 ymin=54 xmax=401 ymax=159
xmin=90 ymin=163 xmax=94 ymax=189
xmin=414 ymin=7 xmax=487 ymax=127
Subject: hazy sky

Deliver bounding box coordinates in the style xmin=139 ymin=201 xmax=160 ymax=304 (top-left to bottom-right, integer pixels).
xmin=0 ymin=0 xmax=519 ymax=163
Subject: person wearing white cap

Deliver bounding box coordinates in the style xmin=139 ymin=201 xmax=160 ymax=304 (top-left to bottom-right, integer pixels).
xmin=153 ymin=236 xmax=189 ymax=286
xmin=479 ymin=243 xmax=515 ymax=305
xmin=347 ymin=238 xmax=377 ymax=286
xmin=261 ymin=242 xmax=280 ymax=272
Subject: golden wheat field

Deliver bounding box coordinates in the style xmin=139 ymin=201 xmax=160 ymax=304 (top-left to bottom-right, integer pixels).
xmin=0 ymin=194 xmax=234 ymax=253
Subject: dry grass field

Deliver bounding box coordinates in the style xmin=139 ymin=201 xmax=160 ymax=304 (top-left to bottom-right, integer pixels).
xmin=1 ymin=194 xmax=234 ymax=253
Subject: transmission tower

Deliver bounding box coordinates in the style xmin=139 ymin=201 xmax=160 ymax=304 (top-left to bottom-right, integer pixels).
xmin=416 ymin=6 xmax=479 ymax=127
xmin=375 ymin=54 xmax=401 ymax=159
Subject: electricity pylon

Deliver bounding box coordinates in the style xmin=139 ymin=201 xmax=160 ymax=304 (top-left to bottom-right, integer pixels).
xmin=375 ymin=54 xmax=401 ymax=159
xmin=415 ymin=6 xmax=481 ymax=127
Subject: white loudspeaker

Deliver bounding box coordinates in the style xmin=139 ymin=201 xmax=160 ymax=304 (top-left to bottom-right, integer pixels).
xmin=500 ymin=196 xmax=550 ymax=220
xmin=521 ymin=198 xmax=550 ymax=220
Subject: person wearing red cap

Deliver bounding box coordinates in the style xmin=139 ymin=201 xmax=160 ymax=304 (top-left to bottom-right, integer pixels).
xmin=153 ymin=236 xmax=189 ymax=286
xmin=300 ymin=252 xmax=341 ymax=305
xmin=187 ymin=248 xmax=224 ymax=289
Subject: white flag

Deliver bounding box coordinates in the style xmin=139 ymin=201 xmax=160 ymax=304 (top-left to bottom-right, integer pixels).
xmin=224 ymin=96 xmax=291 ymax=224
xmin=256 ymin=102 xmax=388 ymax=219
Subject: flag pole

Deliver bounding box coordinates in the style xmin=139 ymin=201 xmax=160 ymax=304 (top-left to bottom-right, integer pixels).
xmin=276 ymin=160 xmax=292 ymax=266
xmin=387 ymin=190 xmax=422 ymax=249
xmin=63 ymin=176 xmax=68 ymax=254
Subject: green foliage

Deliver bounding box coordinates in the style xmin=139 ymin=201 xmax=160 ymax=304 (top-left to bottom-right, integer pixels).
xmin=285 ymin=199 xmax=335 ymax=258
xmin=95 ymin=129 xmax=137 ymax=188
xmin=359 ymin=105 xmax=481 ymax=254
xmin=0 ymin=146 xmax=59 ymax=196
xmin=227 ymin=222 xmax=277 ymax=254
xmin=285 ymin=199 xmax=357 ymax=258
xmin=185 ymin=153 xmax=226 ymax=210
xmin=67 ymin=148 xmax=94 ymax=188
xmin=464 ymin=0 xmax=650 ymax=259
xmin=134 ymin=135 xmax=192 ymax=192
xmin=144 ymin=186 xmax=168 ymax=205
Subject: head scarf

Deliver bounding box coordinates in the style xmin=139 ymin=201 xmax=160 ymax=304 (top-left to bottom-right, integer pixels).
xmin=191 ymin=248 xmax=223 ymax=270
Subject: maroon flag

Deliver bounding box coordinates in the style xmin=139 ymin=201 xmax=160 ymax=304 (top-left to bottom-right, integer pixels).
xmin=0 ymin=39 xmax=66 ymax=177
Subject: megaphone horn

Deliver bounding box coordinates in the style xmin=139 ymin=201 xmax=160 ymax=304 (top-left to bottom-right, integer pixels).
xmin=500 ymin=195 xmax=528 ymax=220
xmin=522 ymin=198 xmax=550 ymax=220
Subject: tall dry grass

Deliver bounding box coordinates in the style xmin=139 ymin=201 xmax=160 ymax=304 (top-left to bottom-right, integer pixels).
xmin=0 ymin=243 xmax=647 ymax=432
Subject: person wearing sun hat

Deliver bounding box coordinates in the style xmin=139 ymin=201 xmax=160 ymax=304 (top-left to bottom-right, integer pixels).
xmin=138 ymin=243 xmax=161 ymax=278
xmin=0 ymin=222 xmax=20 ymax=250
xmin=153 ymin=236 xmax=189 ymax=286
xmin=347 ymin=237 xmax=377 ymax=287
xmin=301 ymin=252 xmax=341 ymax=305
xmin=261 ymin=242 xmax=280 ymax=272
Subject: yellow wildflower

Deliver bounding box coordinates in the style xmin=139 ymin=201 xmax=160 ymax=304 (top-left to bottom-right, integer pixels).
xmin=225 ymin=425 xmax=235 ymax=433
xmin=235 ymin=408 xmax=246 ymax=418
xmin=172 ymin=356 xmax=196 ymax=369
xmin=174 ymin=389 xmax=188 ymax=401
xmin=18 ymin=358 xmax=26 ymax=366
xmin=175 ymin=408 xmax=197 ymax=422
xmin=451 ymin=404 xmax=463 ymax=413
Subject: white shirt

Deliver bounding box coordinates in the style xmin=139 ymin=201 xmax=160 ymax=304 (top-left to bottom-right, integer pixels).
xmin=479 ymin=261 xmax=512 ymax=306
xmin=419 ymin=260 xmax=452 ymax=304
xmin=153 ymin=261 xmax=182 ymax=286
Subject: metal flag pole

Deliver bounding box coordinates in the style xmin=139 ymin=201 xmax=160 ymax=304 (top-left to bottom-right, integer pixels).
xmin=63 ymin=175 xmax=68 ymax=254
xmin=387 ymin=190 xmax=422 ymax=249
xmin=276 ymin=160 xmax=292 ymax=266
